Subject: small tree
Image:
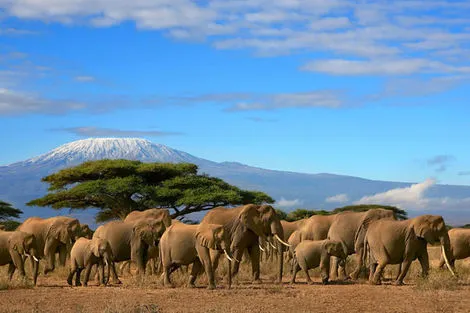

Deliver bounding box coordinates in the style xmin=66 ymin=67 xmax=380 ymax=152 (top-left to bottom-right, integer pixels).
xmin=27 ymin=159 xmax=274 ymax=222
xmin=0 ymin=200 xmax=23 ymax=230
xmin=332 ymin=204 xmax=408 ymax=220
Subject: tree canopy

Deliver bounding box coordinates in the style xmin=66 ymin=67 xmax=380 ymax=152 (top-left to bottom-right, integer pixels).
xmin=27 ymin=159 xmax=274 ymax=222
xmin=332 ymin=204 xmax=408 ymax=220
xmin=0 ymin=200 xmax=23 ymax=231
xmin=276 ymin=204 xmax=408 ymax=221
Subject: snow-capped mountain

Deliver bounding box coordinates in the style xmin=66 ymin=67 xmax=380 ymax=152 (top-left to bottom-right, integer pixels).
xmin=18 ymin=138 xmax=208 ymax=167
xmin=1 ymin=137 xmax=470 ymax=226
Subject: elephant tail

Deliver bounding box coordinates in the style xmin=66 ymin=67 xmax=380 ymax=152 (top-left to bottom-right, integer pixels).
xmin=362 ymin=236 xmax=370 ymax=268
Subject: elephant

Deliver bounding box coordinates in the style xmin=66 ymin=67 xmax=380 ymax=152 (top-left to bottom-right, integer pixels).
xmin=67 ymin=237 xmax=113 ymax=287
xmin=78 ymin=224 xmax=94 ymax=239
xmin=327 ymin=209 xmax=396 ymax=280
xmin=93 ymin=219 xmax=166 ymax=284
xmin=200 ymin=204 xmax=289 ymax=284
xmin=160 ymin=222 xmax=234 ymax=289
xmin=287 ymin=215 xmax=337 ymax=258
xmin=437 ymin=228 xmax=470 ymax=269
xmin=0 ymin=230 xmax=40 ymax=285
xmin=281 ymin=219 xmax=307 ymax=243
xmin=124 ymin=208 xmax=172 ymax=227
xmin=119 ymin=209 xmax=172 ymax=275
xmin=364 ymin=215 xmax=455 ymax=285
xmin=291 ymin=239 xmax=347 ymax=285
xmin=17 ymin=216 xmax=79 ymax=274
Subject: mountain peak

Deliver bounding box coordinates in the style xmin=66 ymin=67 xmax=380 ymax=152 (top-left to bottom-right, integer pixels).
xmin=20 ymin=137 xmax=202 ymax=166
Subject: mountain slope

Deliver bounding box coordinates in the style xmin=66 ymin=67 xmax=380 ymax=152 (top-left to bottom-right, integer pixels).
xmin=1 ymin=138 xmax=470 ymax=225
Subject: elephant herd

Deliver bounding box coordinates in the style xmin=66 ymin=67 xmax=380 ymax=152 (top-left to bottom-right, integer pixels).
xmin=0 ymin=204 xmax=469 ymax=289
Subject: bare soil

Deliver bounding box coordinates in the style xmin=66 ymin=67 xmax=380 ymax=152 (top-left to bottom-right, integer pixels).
xmin=1 ymin=247 xmax=469 ymax=313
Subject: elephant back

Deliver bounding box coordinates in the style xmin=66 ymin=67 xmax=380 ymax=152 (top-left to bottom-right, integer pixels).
xmin=93 ymin=221 xmax=133 ymax=261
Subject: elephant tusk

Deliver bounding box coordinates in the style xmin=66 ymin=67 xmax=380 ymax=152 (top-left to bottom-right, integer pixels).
xmin=441 ymin=245 xmax=456 ymax=277
xmin=33 ymin=256 xmax=39 ymax=262
xmin=269 ymin=242 xmax=278 ymax=250
xmin=258 ymin=244 xmax=265 ymax=252
xmin=224 ymin=250 xmax=235 ymax=262
xmin=274 ymin=234 xmax=291 ymax=247
xmin=24 ymin=253 xmax=30 ymax=258
xmin=105 ymin=259 xmax=109 ymax=266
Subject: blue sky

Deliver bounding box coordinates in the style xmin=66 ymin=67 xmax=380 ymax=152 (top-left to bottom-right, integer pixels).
xmin=1 ymin=0 xmax=470 ymax=185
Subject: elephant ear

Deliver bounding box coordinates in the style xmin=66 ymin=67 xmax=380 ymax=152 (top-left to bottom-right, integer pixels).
xmin=196 ymin=224 xmax=222 ymax=250
xmin=50 ymin=222 xmax=71 ymax=244
xmin=8 ymin=234 xmax=25 ymax=254
xmin=239 ymin=204 xmax=265 ymax=239
xmin=91 ymin=240 xmax=101 ymax=257
xmin=413 ymin=215 xmax=442 ymax=242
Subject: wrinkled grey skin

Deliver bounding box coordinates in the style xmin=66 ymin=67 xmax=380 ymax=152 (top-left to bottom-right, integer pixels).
xmin=291 ymin=239 xmax=346 ymax=285
xmin=327 ymin=209 xmax=396 ymax=280
xmin=93 ymin=219 xmax=166 ymax=284
xmin=438 ymin=228 xmax=470 ymax=269
xmin=365 ymin=215 xmax=453 ymax=285
xmin=67 ymin=237 xmax=113 ymax=287
xmin=0 ymin=231 xmax=40 ymax=285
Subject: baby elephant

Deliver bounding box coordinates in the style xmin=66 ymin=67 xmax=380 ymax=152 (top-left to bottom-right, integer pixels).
xmin=67 ymin=237 xmax=113 ymax=287
xmin=0 ymin=231 xmax=40 ymax=285
xmin=291 ymin=239 xmax=346 ymax=285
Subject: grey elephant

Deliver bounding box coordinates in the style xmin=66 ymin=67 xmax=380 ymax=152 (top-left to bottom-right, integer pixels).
xmin=364 ymin=215 xmax=455 ymax=285
xmin=291 ymin=239 xmax=346 ymax=285
xmin=120 ymin=208 xmax=172 ymax=275
xmin=93 ymin=219 xmax=166 ymax=284
xmin=0 ymin=230 xmax=40 ymax=285
xmin=67 ymin=237 xmax=113 ymax=287
xmin=201 ymin=204 xmax=289 ymax=284
xmin=327 ymin=209 xmax=396 ymax=280
xmin=160 ymin=222 xmax=234 ymax=289
xmin=438 ymin=228 xmax=470 ymax=269
xmin=287 ymin=215 xmax=337 ymax=259
xmin=17 ymin=216 xmax=79 ymax=274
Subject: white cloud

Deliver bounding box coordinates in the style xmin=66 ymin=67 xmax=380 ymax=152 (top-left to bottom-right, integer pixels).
xmin=356 ymin=178 xmax=470 ymax=212
xmin=326 ymin=194 xmax=349 ymax=203
xmin=276 ymin=197 xmax=302 ymax=208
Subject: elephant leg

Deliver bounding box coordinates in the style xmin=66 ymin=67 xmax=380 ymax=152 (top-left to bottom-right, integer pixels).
xmin=248 ymin=245 xmax=261 ymax=283
xmin=290 ymin=258 xmax=300 ymax=284
xmin=349 ymin=250 xmax=363 ymax=280
xmin=338 ymin=258 xmax=347 ymax=280
xmin=163 ymin=263 xmax=175 ymax=288
xmin=231 ymin=249 xmax=244 ymax=279
xmin=197 ymin=245 xmax=216 ymax=290
xmin=8 ymin=263 xmax=16 ymax=280
xmin=394 ymin=260 xmax=412 ymax=285
xmin=369 ymin=263 xmax=377 ymax=283
xmin=110 ymin=261 xmax=122 ymax=284
xmin=83 ymin=263 xmax=94 ymax=286
xmin=67 ymin=268 xmax=75 ymax=286
xmin=44 ymin=252 xmax=56 ymax=275
xmin=418 ymin=252 xmax=429 ymax=278
xmin=304 ymin=267 xmax=313 ymax=285
xmin=188 ymin=259 xmax=203 ymax=288
xmin=394 ymin=263 xmax=402 ymax=281
xmin=330 ymin=256 xmax=339 ymax=280
xmin=58 ymin=245 xmax=67 ymax=267
xmin=210 ymin=250 xmax=222 ymax=272
xmin=371 ymin=262 xmax=386 ymax=285
xmin=75 ymin=268 xmax=83 ymax=286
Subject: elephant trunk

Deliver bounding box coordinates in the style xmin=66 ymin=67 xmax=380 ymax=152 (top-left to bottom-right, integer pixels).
xmin=270 ymin=221 xmax=286 ymax=283
xmin=32 ymin=255 xmax=39 ymax=286
xmin=440 ymin=235 xmax=456 ymax=277
xmin=104 ymin=252 xmax=112 ymax=285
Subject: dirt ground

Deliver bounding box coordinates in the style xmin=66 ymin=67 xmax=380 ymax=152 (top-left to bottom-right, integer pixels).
xmin=1 ymin=247 xmax=469 ymax=313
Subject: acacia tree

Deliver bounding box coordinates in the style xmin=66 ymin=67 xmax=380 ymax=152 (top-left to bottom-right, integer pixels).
xmin=27 ymin=159 xmax=274 ymax=222
xmin=332 ymin=204 xmax=408 ymax=220
xmin=0 ymin=200 xmax=23 ymax=230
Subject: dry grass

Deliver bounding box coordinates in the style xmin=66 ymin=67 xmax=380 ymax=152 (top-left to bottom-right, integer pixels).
xmin=1 ymin=246 xmax=470 ymax=312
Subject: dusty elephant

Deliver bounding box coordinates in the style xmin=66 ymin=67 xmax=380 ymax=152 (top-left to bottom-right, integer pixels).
xmin=201 ymin=204 xmax=289 ymax=284
xmin=327 ymin=209 xmax=396 ymax=280
xmin=67 ymin=237 xmax=113 ymax=287
xmin=0 ymin=230 xmax=40 ymax=285
xmin=287 ymin=215 xmax=337 ymax=257
xmin=93 ymin=219 xmax=166 ymax=284
xmin=365 ymin=215 xmax=455 ymax=285
xmin=119 ymin=209 xmax=173 ymax=275
xmin=17 ymin=216 xmax=79 ymax=274
xmin=291 ymin=239 xmax=347 ymax=285
xmin=438 ymin=228 xmax=470 ymax=269
xmin=160 ymin=222 xmax=234 ymax=289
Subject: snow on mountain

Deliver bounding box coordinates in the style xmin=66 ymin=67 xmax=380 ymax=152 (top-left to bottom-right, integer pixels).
xmin=18 ymin=138 xmax=205 ymax=166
